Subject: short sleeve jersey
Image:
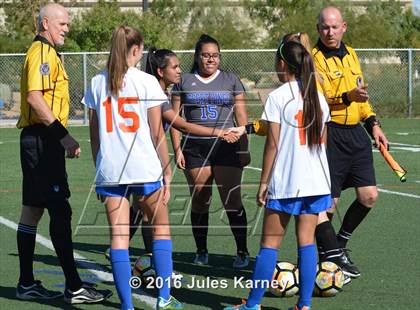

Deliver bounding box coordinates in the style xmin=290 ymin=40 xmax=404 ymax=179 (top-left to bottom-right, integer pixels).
xmin=172 ymin=70 xmax=244 ymax=137
xmin=82 ymin=67 xmax=167 ymax=185
xmin=261 ymin=81 xmax=331 ymax=199
xmin=17 ymin=35 xmax=70 ymax=128
xmin=312 ymin=41 xmax=375 ymax=125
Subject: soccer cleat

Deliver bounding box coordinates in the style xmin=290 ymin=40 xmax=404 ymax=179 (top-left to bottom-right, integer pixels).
xmin=224 ymin=299 xmax=261 ymax=310
xmin=325 ymin=250 xmax=360 ymax=278
xmin=193 ymin=249 xmax=209 ymax=265
xmin=342 ymin=249 xmax=358 ymax=267
xmin=81 ymin=281 xmax=97 ymax=288
xmin=64 ymin=285 xmax=112 ymax=304
xmin=233 ymin=251 xmax=250 ymax=269
xmin=156 ymin=295 xmax=184 ymax=309
xmin=81 ymin=282 xmax=113 ymax=298
xmin=343 ymin=273 xmax=352 ymax=285
xmin=16 ymin=280 xmax=63 ymax=300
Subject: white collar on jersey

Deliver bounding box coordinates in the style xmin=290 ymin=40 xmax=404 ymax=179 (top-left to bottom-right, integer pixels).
xmin=194 ymin=69 xmax=220 ymax=84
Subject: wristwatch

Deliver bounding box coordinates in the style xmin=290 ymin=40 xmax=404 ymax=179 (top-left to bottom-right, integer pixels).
xmin=372 ymin=119 xmax=381 ymax=128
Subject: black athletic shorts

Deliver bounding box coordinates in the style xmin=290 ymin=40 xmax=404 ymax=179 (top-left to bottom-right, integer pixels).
xmin=181 ymin=137 xmax=243 ymax=169
xmin=327 ymin=122 xmax=376 ymax=198
xmin=20 ymin=124 xmax=70 ymax=207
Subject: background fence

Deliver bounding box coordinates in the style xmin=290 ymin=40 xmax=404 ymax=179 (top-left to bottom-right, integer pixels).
xmin=0 ymin=48 xmax=419 ymax=126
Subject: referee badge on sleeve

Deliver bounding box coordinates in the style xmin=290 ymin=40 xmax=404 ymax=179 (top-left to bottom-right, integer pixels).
xmin=40 ymin=63 xmax=50 ymax=75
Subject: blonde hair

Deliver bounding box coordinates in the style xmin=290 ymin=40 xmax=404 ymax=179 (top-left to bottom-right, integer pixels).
xmin=281 ymin=32 xmax=312 ymax=54
xmin=107 ymin=26 xmax=144 ymax=97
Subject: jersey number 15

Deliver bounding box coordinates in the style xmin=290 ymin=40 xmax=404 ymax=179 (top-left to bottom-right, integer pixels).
xmin=102 ymin=97 xmax=139 ymax=133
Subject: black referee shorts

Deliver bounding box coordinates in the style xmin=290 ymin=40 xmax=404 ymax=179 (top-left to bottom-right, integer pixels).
xmin=20 ymin=124 xmax=70 ymax=207
xmin=181 ymin=137 xmax=243 ymax=169
xmin=327 ymin=122 xmax=376 ymax=198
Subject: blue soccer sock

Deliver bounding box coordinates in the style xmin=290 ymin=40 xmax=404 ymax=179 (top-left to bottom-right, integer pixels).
xmin=110 ymin=249 xmax=134 ymax=310
xmin=297 ymin=244 xmax=317 ymax=309
xmin=153 ymin=239 xmax=172 ymax=300
xmin=246 ymin=247 xmax=277 ymax=308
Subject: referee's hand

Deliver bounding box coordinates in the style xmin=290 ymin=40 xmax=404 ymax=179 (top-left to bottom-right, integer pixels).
xmin=60 ymin=134 xmax=81 ymax=158
xmin=348 ymin=84 xmax=369 ymax=102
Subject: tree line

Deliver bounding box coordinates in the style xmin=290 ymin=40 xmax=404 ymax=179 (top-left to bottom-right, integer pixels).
xmin=0 ymin=0 xmax=418 ymax=53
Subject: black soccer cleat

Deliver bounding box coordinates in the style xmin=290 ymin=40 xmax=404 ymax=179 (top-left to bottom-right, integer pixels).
xmin=64 ymin=285 xmax=112 ymax=304
xmin=327 ymin=249 xmax=360 ymax=278
xmin=16 ymin=280 xmax=63 ymax=300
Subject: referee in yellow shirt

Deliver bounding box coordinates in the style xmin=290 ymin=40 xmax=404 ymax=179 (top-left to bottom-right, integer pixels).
xmin=312 ymin=6 xmax=389 ymax=280
xmin=16 ymin=3 xmax=110 ymax=304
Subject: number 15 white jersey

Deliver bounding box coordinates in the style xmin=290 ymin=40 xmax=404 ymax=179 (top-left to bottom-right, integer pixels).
xmin=82 ymin=67 xmax=167 ymax=186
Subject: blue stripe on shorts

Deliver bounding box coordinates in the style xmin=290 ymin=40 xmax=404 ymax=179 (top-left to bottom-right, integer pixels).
xmin=266 ymin=194 xmax=332 ymax=215
xmin=96 ymin=180 xmax=163 ymax=198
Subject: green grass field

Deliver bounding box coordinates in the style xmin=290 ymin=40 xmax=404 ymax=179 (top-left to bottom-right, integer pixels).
xmin=1 ymin=119 xmax=419 ymax=310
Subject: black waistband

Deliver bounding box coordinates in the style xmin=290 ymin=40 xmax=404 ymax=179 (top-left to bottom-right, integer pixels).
xmin=21 ymin=123 xmax=49 ymax=135
xmin=327 ymin=122 xmax=360 ymax=129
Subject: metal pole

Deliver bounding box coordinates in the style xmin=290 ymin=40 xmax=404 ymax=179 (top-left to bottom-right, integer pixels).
xmin=143 ymin=0 xmax=148 ymax=12
xmin=83 ymin=53 xmax=88 ymax=125
xmin=408 ymin=49 xmax=412 ymax=118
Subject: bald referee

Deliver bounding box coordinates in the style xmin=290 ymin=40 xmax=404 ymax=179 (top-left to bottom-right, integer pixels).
xmin=312 ymin=6 xmax=389 ymax=279
xmin=16 ymin=3 xmax=110 ymax=303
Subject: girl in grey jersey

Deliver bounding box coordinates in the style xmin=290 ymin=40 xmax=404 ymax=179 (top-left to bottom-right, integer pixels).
xmin=170 ymin=34 xmax=250 ymax=268
xmin=110 ymin=48 xmax=243 ymax=266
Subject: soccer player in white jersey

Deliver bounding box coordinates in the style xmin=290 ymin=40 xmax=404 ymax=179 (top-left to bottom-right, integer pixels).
xmin=82 ymin=26 xmax=183 ymax=310
xmin=225 ymin=41 xmax=331 ymax=310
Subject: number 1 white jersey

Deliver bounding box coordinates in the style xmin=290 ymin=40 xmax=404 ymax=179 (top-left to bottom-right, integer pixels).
xmin=262 ymin=80 xmax=331 ymax=199
xmin=82 ymin=67 xmax=167 ymax=185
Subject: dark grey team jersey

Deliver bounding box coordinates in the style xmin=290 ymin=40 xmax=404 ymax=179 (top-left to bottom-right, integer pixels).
xmin=172 ymin=70 xmax=244 ymax=136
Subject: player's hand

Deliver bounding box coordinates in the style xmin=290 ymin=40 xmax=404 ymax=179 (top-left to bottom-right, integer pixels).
xmin=60 ymin=134 xmax=81 ymax=158
xmin=257 ymin=183 xmax=268 ymax=207
xmin=175 ymin=150 xmax=185 ymax=170
xmin=372 ymin=125 xmax=389 ymax=150
xmin=222 ymin=126 xmax=245 ymax=143
xmin=348 ymin=85 xmax=369 ymax=102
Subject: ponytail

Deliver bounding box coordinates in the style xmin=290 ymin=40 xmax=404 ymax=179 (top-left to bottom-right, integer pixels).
xmin=301 ymin=49 xmax=322 ymax=150
xmin=145 ymin=47 xmax=177 ymax=79
xmin=107 ymin=26 xmax=144 ymax=97
xmin=280 ymin=32 xmax=312 ymax=54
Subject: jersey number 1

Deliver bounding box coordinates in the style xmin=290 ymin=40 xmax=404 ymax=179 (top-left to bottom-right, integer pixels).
xmin=294 ymin=110 xmax=324 ymax=146
xmin=294 ymin=110 xmax=306 ymax=145
xmin=102 ymin=97 xmax=139 ymax=133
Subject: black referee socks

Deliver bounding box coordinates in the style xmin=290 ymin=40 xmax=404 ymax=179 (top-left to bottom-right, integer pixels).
xmin=315 ymin=221 xmax=341 ymax=261
xmin=17 ymin=223 xmax=37 ymax=285
xmin=337 ymin=199 xmax=371 ymax=248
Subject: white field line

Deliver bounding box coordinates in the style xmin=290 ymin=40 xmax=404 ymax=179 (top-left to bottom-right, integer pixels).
xmin=244 ymin=166 xmax=420 ymax=199
xmin=376 ymin=189 xmax=420 ymax=199
xmin=391 ymin=142 xmax=420 ymax=147
xmin=0 ymin=216 xmax=157 ymax=309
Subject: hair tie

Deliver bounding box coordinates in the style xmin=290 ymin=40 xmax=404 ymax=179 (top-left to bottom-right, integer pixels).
xmin=278 ymin=43 xmax=296 ymax=70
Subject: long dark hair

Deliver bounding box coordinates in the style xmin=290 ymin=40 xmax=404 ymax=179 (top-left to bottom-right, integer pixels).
xmin=191 ymin=34 xmax=220 ymax=73
xmin=145 ymin=47 xmax=177 ymax=79
xmin=107 ymin=26 xmax=143 ymax=97
xmin=276 ymin=41 xmax=322 ymax=150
